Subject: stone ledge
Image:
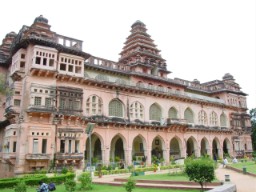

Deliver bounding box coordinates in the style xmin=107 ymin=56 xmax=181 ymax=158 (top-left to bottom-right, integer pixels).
xmin=206 ymin=183 xmax=236 ymax=192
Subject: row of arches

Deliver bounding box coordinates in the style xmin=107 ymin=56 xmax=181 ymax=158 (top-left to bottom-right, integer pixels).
xmin=86 ymin=96 xmax=228 ymax=126
xmin=86 ymin=132 xmax=231 ymax=165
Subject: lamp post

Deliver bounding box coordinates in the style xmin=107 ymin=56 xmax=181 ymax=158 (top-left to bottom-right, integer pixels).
xmin=85 ymin=123 xmax=95 ymax=177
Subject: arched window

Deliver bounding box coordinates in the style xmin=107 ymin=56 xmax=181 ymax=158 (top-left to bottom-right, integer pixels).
xmin=109 ymin=99 xmax=124 ymax=117
xmin=220 ymin=113 xmax=227 ymax=127
xmin=149 ymin=103 xmax=161 ymax=121
xmin=198 ymin=110 xmax=207 ymax=125
xmin=130 ymin=101 xmax=144 ymax=119
xmin=86 ymin=95 xmax=103 ymax=115
xmin=209 ymin=111 xmax=218 ymax=126
xmin=184 ymin=108 xmax=194 ymax=123
xmin=168 ymin=107 xmax=178 ymax=119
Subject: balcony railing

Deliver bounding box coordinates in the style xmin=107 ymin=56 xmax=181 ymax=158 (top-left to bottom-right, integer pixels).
xmin=55 ymin=153 xmax=83 ymax=160
xmin=26 ymin=153 xmax=51 ymax=160
xmin=27 ymin=105 xmax=56 ymax=113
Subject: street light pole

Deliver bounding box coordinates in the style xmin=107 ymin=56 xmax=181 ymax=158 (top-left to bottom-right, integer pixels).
xmin=89 ymin=131 xmax=92 ymax=177
xmin=85 ymin=123 xmax=95 ymax=177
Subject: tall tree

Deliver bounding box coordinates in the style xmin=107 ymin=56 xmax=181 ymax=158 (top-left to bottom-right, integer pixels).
xmin=250 ymin=108 xmax=256 ymax=151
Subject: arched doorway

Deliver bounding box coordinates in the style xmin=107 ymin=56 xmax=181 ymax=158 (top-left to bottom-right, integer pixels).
xmin=132 ymin=135 xmax=146 ymax=164
xmin=223 ymin=138 xmax=230 ymax=157
xmin=170 ymin=137 xmax=181 ymax=160
xmin=152 ymin=136 xmax=163 ymax=162
xmin=110 ymin=135 xmax=125 ymax=163
xmin=200 ymin=138 xmax=209 ymax=156
xmin=212 ymin=138 xmax=220 ymax=159
xmin=186 ymin=137 xmax=197 ymax=157
xmin=85 ymin=134 xmax=102 ymax=166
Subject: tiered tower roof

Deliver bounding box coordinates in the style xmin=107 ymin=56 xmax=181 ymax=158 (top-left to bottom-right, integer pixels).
xmin=118 ymin=20 xmax=169 ymax=74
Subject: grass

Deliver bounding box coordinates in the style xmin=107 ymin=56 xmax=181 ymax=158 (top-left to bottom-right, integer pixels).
xmin=134 ymin=172 xmax=190 ymax=181
xmin=133 ymin=172 xmax=219 ymax=182
xmin=0 ymin=183 xmax=199 ymax=192
xmin=229 ymin=161 xmax=256 ymax=174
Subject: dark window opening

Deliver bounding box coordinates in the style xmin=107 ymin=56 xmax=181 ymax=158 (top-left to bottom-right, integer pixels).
xmin=43 ymin=58 xmax=47 ymax=66
xmin=42 ymin=139 xmax=47 ymax=154
xmin=36 ymin=57 xmax=41 ymax=65
xmin=60 ymin=140 xmax=65 ymax=153
xmin=60 ymin=63 xmax=66 ymax=71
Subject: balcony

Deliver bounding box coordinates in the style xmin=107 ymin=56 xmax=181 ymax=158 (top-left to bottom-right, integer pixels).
xmin=27 ymin=105 xmax=56 ymax=113
xmin=55 ymin=153 xmax=83 ymax=160
xmin=26 ymin=153 xmax=51 ymax=160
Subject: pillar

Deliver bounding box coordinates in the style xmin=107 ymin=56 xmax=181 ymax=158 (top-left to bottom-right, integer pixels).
xmin=125 ymin=149 xmax=132 ymax=166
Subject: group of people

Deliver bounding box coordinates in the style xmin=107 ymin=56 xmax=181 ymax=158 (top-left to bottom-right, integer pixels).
xmin=37 ymin=181 xmax=56 ymax=192
xmin=222 ymin=157 xmax=238 ymax=167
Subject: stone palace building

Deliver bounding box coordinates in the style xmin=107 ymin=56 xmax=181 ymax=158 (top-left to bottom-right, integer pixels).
xmin=0 ymin=16 xmax=252 ymax=177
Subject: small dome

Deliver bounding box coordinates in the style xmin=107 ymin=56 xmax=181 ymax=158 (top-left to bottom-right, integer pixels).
xmin=223 ymin=73 xmax=234 ymax=80
xmin=34 ymin=15 xmax=48 ymax=24
xmin=131 ymin=20 xmax=145 ymax=28
xmin=193 ymin=79 xmax=200 ymax=84
xmin=5 ymin=31 xmax=17 ymax=38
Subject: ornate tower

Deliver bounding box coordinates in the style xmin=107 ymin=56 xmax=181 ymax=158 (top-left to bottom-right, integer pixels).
xmin=118 ymin=20 xmax=170 ymax=77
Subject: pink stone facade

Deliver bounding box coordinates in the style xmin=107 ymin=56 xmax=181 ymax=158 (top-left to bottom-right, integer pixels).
xmin=0 ymin=16 xmax=252 ymax=177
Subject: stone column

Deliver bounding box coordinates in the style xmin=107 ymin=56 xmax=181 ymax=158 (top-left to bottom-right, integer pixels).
xmin=103 ymin=147 xmax=110 ymax=165
xmin=163 ymin=149 xmax=169 ymax=165
xmin=125 ymin=149 xmax=132 ymax=166
xmin=146 ymin=148 xmax=152 ymax=165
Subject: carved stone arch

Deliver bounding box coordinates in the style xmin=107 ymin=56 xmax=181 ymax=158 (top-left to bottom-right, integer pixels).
xmin=186 ymin=136 xmax=198 ymax=157
xmin=212 ymin=137 xmax=221 ymax=158
xmin=170 ymin=136 xmax=182 ymax=159
xmin=223 ymin=138 xmax=231 ymax=157
xmin=200 ymin=137 xmax=210 ymax=156
xmin=110 ymin=133 xmax=127 ymax=162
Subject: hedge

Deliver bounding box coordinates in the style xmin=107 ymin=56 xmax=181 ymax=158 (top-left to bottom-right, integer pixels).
xmin=0 ymin=173 xmax=75 ymax=189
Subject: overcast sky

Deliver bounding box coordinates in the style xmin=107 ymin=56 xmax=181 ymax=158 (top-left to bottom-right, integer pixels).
xmin=1 ymin=0 xmax=255 ymax=109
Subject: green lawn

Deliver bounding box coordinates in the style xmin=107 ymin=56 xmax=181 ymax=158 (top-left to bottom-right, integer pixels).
xmin=229 ymin=161 xmax=256 ymax=174
xmin=133 ymin=172 xmax=219 ymax=182
xmin=134 ymin=172 xmax=190 ymax=181
xmin=0 ymin=184 xmax=199 ymax=192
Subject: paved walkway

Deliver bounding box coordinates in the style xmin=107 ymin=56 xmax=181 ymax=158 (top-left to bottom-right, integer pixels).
xmin=91 ymin=165 xmax=256 ymax=192
xmin=215 ymin=165 xmax=256 ymax=192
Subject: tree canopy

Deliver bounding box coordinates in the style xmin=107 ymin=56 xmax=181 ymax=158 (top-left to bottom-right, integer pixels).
xmin=250 ymin=108 xmax=256 ymax=151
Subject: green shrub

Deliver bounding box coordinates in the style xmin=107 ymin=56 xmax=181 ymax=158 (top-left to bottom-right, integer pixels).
xmin=65 ymin=179 xmax=76 ymax=192
xmin=185 ymin=157 xmax=215 ymax=192
xmin=61 ymin=167 xmax=68 ymax=174
xmin=14 ymin=181 xmax=27 ymax=192
xmin=124 ymin=176 xmax=136 ymax=192
xmin=78 ymin=173 xmax=92 ymax=190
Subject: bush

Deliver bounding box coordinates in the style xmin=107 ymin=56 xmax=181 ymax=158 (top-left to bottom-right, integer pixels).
xmin=185 ymin=157 xmax=215 ymax=192
xmin=61 ymin=167 xmax=68 ymax=174
xmin=78 ymin=173 xmax=92 ymax=190
xmin=64 ymin=179 xmax=76 ymax=192
xmin=124 ymin=177 xmax=136 ymax=192
xmin=14 ymin=181 xmax=27 ymax=192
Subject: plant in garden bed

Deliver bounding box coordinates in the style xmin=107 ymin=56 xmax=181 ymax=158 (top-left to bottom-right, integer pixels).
xmin=14 ymin=181 xmax=27 ymax=192
xmin=78 ymin=173 xmax=92 ymax=190
xmin=124 ymin=176 xmax=136 ymax=192
xmin=64 ymin=179 xmax=76 ymax=192
xmin=185 ymin=157 xmax=215 ymax=192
